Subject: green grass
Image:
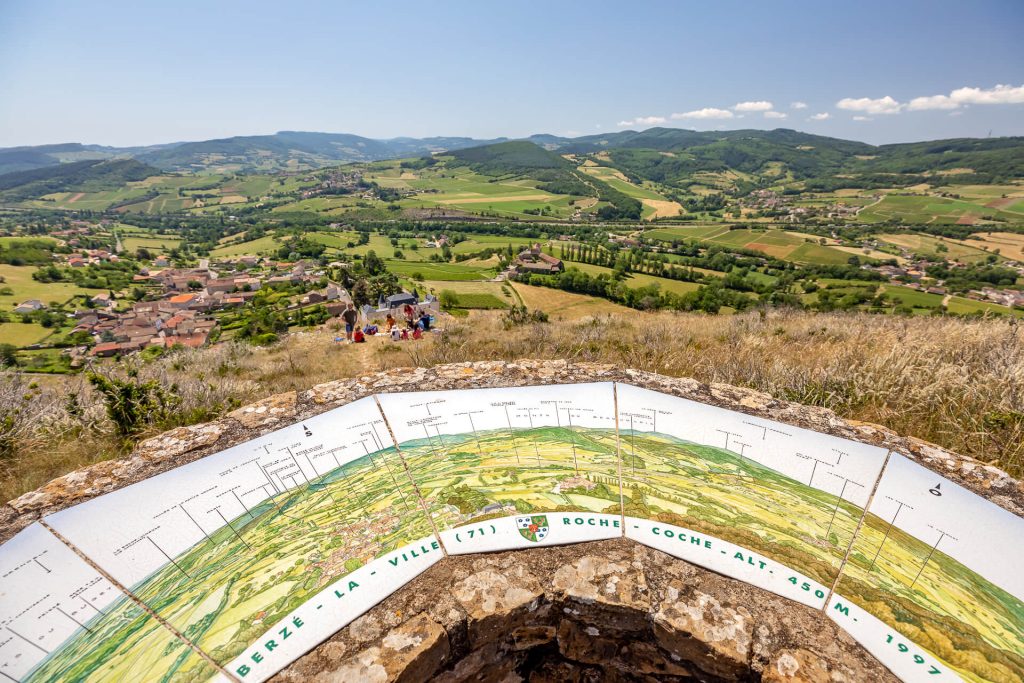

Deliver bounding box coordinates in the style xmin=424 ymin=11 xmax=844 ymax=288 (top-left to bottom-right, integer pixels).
xmin=209 ymin=235 xmax=284 ymax=257
xmin=562 ymin=260 xmax=701 ymax=296
xmin=880 ymin=285 xmax=943 ymax=310
xmin=0 ymin=264 xmax=94 ymax=307
xmin=446 ymin=292 xmax=509 ymax=309
xmin=786 ymin=242 xmax=855 ymax=265
xmin=0 ymin=322 xmax=54 ymax=346
xmin=14 ymin=347 xmax=71 ymax=373
xmin=121 ymin=235 xmax=183 ymax=252
xmin=946 ymin=296 xmax=1024 ymax=317
xmin=386 ymin=260 xmax=493 ymax=281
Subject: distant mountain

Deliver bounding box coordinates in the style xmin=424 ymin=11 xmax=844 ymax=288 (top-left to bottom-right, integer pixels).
xmin=132 ymin=131 xmax=512 ymax=173
xmin=0 ymin=158 xmax=160 ymax=201
xmin=3 ymin=128 xmax=1023 ymax=185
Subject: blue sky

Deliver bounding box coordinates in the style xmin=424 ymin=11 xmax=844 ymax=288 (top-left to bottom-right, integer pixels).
xmin=0 ymin=0 xmax=1021 ymax=147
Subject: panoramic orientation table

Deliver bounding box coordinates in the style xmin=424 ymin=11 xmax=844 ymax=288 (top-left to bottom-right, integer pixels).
xmin=0 ymin=381 xmax=1020 ymax=683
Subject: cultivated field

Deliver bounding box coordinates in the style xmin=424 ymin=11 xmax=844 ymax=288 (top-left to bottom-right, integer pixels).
xmin=954 ymin=232 xmax=1024 ymax=261
xmin=579 ymin=164 xmax=682 ymax=219
xmin=509 ymin=282 xmax=633 ymax=319
xmin=875 ymin=232 xmax=995 ymax=263
xmin=858 ymin=194 xmax=1024 ymax=225
xmin=644 ymin=226 xmax=853 ymax=265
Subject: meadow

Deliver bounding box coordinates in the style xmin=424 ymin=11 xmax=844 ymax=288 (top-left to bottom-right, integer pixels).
xmin=0 ymin=321 xmax=54 ymax=346
xmin=209 ymin=235 xmax=284 ymax=257
xmin=120 ymin=233 xmax=183 ymax=253
xmin=0 ymin=264 xmax=94 ymax=307
xmin=386 ymin=260 xmax=494 ymax=281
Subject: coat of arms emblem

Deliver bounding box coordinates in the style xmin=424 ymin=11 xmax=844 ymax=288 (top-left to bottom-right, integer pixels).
xmin=516 ymin=515 xmax=549 ymax=542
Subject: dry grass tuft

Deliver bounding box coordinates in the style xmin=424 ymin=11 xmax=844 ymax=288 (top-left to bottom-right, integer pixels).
xmin=1 ymin=309 xmax=1020 ymax=502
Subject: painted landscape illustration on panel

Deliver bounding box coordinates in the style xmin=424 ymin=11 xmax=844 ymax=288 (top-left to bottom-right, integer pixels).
xmin=613 ymin=424 xmax=1022 ymax=683
xmin=31 ymin=418 xmax=432 ymax=680
xmin=396 ymin=425 xmax=623 ymax=528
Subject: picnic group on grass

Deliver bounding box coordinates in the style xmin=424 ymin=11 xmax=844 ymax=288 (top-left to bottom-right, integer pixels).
xmin=338 ymin=302 xmax=433 ymax=344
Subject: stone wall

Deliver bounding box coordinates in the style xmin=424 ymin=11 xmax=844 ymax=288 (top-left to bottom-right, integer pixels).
xmin=274 ymin=538 xmax=898 ymax=682
xmin=6 ymin=360 xmax=1020 ymax=542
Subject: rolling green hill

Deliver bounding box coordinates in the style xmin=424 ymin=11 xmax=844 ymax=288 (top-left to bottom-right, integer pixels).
xmin=0 ymin=158 xmax=161 ymax=201
xmin=447 ymin=141 xmax=643 ymax=219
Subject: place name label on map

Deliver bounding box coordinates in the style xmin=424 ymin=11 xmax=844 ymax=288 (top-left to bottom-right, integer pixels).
xmin=229 ymin=536 xmax=443 ymax=683
xmin=626 ymin=517 xmax=832 ymax=609
xmin=442 ymin=512 xmax=622 ymax=555
xmin=826 ymin=595 xmax=959 ymax=682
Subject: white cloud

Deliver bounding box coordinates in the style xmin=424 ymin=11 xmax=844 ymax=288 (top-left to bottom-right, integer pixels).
xmin=808 ymin=112 xmax=830 ymax=121
xmin=791 ymin=101 xmax=808 ymax=109
xmin=836 ymin=95 xmax=902 ymax=115
xmin=763 ymin=111 xmax=787 ymax=119
xmin=852 ymin=115 xmax=872 ymax=121
xmin=617 ymin=115 xmax=666 ymax=127
xmin=951 ymin=83 xmax=1024 ymax=105
xmin=733 ymin=100 xmax=774 ymax=112
xmin=907 ymin=83 xmax=1024 ymax=110
xmin=671 ymin=108 xmax=735 ymax=120
xmin=906 ymin=94 xmax=959 ymax=111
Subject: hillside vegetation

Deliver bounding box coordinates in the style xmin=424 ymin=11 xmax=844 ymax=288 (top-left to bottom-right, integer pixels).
xmin=0 ymin=158 xmax=160 ymax=201
xmin=1 ymin=309 xmax=1019 ymax=503
xmin=4 ymin=128 xmax=1024 ymax=181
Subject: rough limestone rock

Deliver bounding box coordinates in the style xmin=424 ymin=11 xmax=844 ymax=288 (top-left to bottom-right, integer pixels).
xmin=280 ymin=540 xmax=898 ymax=682
xmin=288 ymin=613 xmax=448 ymax=683
xmin=226 ymin=390 xmax=297 ymax=428
xmin=451 ymin=566 xmax=544 ymax=647
xmin=653 ymin=590 xmax=753 ymax=679
xmin=762 ymin=648 xmax=832 ymax=683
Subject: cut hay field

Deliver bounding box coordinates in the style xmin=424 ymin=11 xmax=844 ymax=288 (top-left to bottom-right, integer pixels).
xmin=419 ymin=280 xmax=513 ymax=300
xmin=645 ymin=226 xmax=853 ymax=265
xmin=876 ymin=233 xmax=995 ymax=263
xmin=509 ymin=282 xmax=632 ymax=320
xmin=0 ymin=264 xmax=93 ymax=307
xmin=954 ymin=232 xmax=1024 ymax=261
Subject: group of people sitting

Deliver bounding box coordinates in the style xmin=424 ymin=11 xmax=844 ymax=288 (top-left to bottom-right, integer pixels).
xmin=347 ymin=303 xmax=433 ymax=344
